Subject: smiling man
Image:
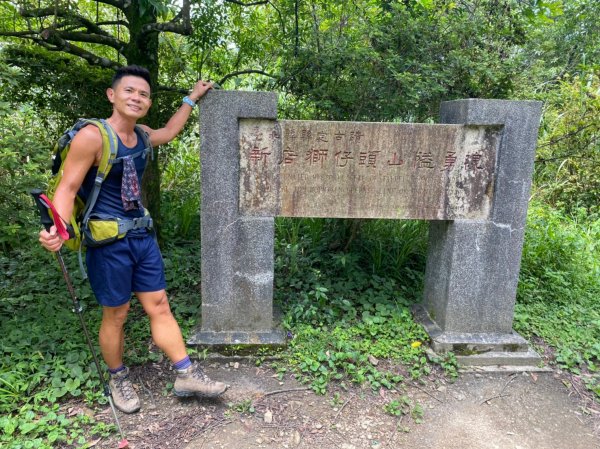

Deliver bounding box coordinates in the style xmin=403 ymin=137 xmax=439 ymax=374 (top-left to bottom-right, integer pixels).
xmin=39 ymin=65 xmax=226 ymax=413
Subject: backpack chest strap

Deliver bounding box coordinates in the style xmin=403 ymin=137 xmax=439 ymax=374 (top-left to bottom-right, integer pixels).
xmin=109 ymin=146 xmax=152 ymax=165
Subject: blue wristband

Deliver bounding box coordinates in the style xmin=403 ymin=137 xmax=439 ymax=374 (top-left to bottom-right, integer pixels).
xmin=182 ymin=96 xmax=197 ymax=107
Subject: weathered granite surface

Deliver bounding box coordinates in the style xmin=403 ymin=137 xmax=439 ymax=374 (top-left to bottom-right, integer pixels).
xmin=192 ymin=93 xmax=543 ymax=367
xmin=239 ymin=119 xmax=501 ymax=220
xmin=421 ymin=99 xmax=543 ymax=363
xmin=190 ymin=90 xmax=284 ymax=346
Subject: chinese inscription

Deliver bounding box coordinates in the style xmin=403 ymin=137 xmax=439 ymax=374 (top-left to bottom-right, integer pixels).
xmin=239 ymin=120 xmax=500 ymax=220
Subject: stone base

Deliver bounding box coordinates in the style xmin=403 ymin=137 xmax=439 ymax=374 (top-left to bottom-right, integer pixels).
xmin=413 ymin=304 xmax=542 ymax=367
xmin=187 ymin=329 xmax=286 ymax=347
xmin=454 ymin=349 xmax=543 ymax=367
xmin=189 ymin=303 xmax=287 ymax=348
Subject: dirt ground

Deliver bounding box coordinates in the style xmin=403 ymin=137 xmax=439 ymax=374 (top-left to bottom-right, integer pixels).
xmin=74 ymin=358 xmax=600 ymax=449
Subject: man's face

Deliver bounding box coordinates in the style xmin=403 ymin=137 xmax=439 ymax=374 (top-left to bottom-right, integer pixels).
xmin=106 ymin=75 xmax=152 ymax=119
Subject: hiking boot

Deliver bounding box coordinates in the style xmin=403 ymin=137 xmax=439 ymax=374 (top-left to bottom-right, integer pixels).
xmin=108 ymin=367 xmax=141 ymax=414
xmin=174 ymin=362 xmax=227 ymax=398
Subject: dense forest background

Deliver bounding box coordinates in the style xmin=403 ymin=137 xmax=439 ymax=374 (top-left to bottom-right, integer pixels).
xmin=0 ymin=1 xmax=598 ymax=447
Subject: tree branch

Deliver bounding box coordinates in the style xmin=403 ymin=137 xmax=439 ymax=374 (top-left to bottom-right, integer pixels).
xmin=39 ymin=29 xmax=122 ymax=70
xmin=50 ymin=30 xmax=124 ymax=50
xmin=0 ymin=30 xmax=38 ymax=38
xmin=218 ymin=69 xmax=276 ymax=86
xmin=141 ymin=21 xmax=192 ymax=35
xmin=225 ymin=0 xmax=269 ymax=5
xmin=19 ymin=5 xmax=125 ymax=39
xmin=96 ymin=20 xmax=130 ymax=28
xmin=155 ymin=85 xmax=188 ymax=95
xmin=537 ymin=123 xmax=598 ymax=149
xmin=96 ymin=0 xmax=127 ymax=8
xmin=140 ymin=0 xmax=191 ymax=37
xmin=19 ymin=7 xmax=62 ymax=19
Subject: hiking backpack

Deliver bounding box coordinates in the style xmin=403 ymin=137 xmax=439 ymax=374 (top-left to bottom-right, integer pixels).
xmin=48 ymin=119 xmax=152 ymax=274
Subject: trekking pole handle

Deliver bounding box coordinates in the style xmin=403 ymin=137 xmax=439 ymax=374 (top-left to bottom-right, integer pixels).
xmin=31 ymin=189 xmax=53 ymax=231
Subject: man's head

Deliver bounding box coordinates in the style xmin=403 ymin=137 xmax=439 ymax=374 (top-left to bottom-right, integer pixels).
xmin=107 ymin=65 xmax=152 ymax=120
xmin=111 ymin=65 xmax=152 ymax=89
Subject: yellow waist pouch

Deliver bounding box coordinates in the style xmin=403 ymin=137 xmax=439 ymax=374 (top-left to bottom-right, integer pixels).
xmin=83 ymin=213 xmax=153 ymax=247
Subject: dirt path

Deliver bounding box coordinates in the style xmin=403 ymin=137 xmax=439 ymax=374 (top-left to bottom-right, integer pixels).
xmin=84 ymin=361 xmax=600 ymax=449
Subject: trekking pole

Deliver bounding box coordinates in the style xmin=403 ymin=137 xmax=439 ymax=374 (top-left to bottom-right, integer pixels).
xmin=31 ymin=189 xmax=130 ymax=449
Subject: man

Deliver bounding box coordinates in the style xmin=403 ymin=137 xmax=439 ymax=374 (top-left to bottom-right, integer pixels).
xmin=39 ymin=65 xmax=226 ymax=413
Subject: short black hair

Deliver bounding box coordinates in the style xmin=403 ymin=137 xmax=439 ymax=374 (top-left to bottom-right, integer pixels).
xmin=111 ymin=65 xmax=152 ymax=88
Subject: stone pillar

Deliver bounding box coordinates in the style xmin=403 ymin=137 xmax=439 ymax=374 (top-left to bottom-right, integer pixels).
xmin=188 ymin=90 xmax=284 ymax=346
xmin=417 ymin=99 xmax=543 ymax=365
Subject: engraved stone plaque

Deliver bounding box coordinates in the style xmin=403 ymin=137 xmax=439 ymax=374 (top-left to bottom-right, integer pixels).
xmin=239 ymin=119 xmax=500 ymax=220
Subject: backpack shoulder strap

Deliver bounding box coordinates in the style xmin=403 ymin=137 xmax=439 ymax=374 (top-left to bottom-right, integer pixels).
xmin=109 ymin=125 xmax=154 ymax=165
xmin=135 ymin=124 xmax=154 ymax=161
xmin=95 ymin=119 xmax=119 ymax=178
xmin=80 ymin=119 xmax=119 ymax=225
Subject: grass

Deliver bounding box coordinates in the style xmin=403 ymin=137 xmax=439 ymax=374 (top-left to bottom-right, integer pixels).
xmin=272 ymin=217 xmax=448 ymax=394
xmin=1 ymin=202 xmax=598 ymax=446
xmin=514 ymin=203 xmax=600 ymax=396
xmin=0 ymin=240 xmax=202 ymax=448
xmin=1 ymin=247 xmax=112 ymax=447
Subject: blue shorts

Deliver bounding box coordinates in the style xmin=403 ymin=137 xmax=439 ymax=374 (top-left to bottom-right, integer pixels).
xmin=86 ymin=234 xmax=166 ymax=307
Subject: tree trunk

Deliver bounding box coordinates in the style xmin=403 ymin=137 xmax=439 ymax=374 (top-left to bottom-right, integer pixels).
xmin=123 ymin=2 xmax=163 ymax=238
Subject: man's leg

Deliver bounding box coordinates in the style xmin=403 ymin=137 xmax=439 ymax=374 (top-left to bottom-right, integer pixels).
xmin=99 ymin=303 xmax=129 ymax=369
xmin=99 ymin=302 xmax=141 ymax=414
xmin=136 ymin=290 xmax=227 ymax=397
xmin=136 ymin=290 xmax=187 ymax=362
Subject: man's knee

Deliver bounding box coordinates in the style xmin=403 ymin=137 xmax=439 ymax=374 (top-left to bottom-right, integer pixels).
xmin=153 ymin=293 xmax=172 ymax=317
xmin=139 ymin=291 xmax=172 ymax=319
xmin=102 ymin=303 xmax=130 ymax=327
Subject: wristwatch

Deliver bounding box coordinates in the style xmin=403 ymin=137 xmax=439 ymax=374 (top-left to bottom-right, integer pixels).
xmin=182 ymin=96 xmax=197 ymax=107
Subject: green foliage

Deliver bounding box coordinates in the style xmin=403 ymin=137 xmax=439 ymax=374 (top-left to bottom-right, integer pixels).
xmin=1 ymin=0 xmax=600 ymax=439
xmin=271 ymin=0 xmax=532 ymax=122
xmin=518 ymin=203 xmax=599 ymax=305
xmin=522 ymin=0 xmax=564 ymax=23
xmin=516 ymin=0 xmax=600 ymax=85
xmin=0 ymin=239 xmax=201 ymax=446
xmin=427 ymin=352 xmax=459 ymax=380
xmin=0 ymin=247 xmax=108 ymax=446
xmin=0 ymin=404 xmax=113 ymax=449
xmin=515 ymin=203 xmax=600 ymax=396
xmin=533 ymin=72 xmax=600 ymax=214
xmin=384 ymin=395 xmax=424 ymax=424
xmin=285 ymin=318 xmax=429 ymax=395
xmin=355 ymin=220 xmax=429 ymax=275
xmin=274 ymin=217 xmax=432 ymax=394
xmin=160 ymin=130 xmax=202 ymax=240
xmin=0 ymin=46 xmax=113 ymax=133
xmin=275 ymin=218 xmax=427 ymax=284
xmin=226 ymin=399 xmax=255 ymax=415
xmin=0 ymin=104 xmax=51 ymax=252
xmin=139 ymin=0 xmax=173 ymax=19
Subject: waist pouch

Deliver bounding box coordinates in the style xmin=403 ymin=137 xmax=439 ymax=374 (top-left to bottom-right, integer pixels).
xmin=83 ymin=213 xmax=153 ymax=247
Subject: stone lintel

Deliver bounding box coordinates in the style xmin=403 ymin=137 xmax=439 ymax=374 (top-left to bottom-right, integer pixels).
xmin=239 ymin=120 xmax=501 ymax=220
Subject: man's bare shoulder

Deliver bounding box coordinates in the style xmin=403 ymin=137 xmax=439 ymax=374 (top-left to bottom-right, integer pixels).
xmin=71 ymin=124 xmax=103 ymax=150
xmin=72 ymin=123 xmax=103 ymax=145
xmin=67 ymin=123 xmax=104 ymax=164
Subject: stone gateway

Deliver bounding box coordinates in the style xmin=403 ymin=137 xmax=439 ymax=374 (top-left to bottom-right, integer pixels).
xmin=192 ymin=91 xmax=542 ymax=367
